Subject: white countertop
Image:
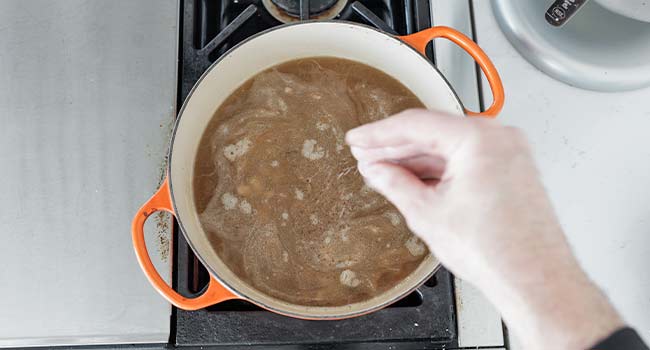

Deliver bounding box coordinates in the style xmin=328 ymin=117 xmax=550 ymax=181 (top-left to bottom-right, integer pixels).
xmin=0 ymin=0 xmax=178 ymax=347
xmin=475 ymin=0 xmax=650 ymax=346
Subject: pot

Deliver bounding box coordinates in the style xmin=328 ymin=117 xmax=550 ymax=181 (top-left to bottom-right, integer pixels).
xmin=132 ymin=21 xmax=504 ymax=319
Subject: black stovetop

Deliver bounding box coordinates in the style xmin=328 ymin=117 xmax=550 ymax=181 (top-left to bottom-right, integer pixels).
xmin=173 ymin=1 xmax=457 ymax=348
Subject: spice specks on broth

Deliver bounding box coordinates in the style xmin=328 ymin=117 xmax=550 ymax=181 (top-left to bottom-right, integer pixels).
xmin=193 ymin=57 xmax=429 ymax=306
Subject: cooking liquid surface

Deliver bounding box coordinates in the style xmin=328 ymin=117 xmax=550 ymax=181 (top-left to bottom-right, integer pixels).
xmin=194 ymin=57 xmax=429 ymax=306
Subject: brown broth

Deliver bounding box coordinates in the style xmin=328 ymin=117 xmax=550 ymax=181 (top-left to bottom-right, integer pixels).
xmin=193 ymin=57 xmax=429 ymax=306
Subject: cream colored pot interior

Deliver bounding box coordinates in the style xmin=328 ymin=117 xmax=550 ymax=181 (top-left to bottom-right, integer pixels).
xmin=169 ymin=21 xmax=463 ymax=318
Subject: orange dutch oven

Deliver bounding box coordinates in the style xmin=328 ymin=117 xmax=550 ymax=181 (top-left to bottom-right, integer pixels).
xmin=132 ymin=21 xmax=504 ymax=320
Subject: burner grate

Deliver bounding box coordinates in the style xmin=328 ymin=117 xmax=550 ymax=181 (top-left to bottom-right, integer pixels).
xmin=180 ymin=0 xmax=434 ymax=103
xmin=174 ymin=0 xmax=454 ymax=347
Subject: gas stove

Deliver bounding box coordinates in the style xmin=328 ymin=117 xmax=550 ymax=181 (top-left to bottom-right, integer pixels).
xmin=173 ymin=0 xmax=457 ymax=348
xmin=178 ymin=0 xmax=435 ymax=102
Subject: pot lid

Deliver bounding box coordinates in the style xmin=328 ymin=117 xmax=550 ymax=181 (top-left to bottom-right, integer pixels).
xmin=493 ymin=0 xmax=650 ymax=92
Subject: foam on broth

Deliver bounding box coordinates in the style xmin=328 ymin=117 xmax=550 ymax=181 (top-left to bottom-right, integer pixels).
xmin=193 ymin=57 xmax=429 ymax=306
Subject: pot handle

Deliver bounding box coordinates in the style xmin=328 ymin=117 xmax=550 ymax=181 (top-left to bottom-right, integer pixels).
xmin=131 ymin=177 xmax=238 ymax=310
xmin=400 ymin=26 xmax=505 ymax=118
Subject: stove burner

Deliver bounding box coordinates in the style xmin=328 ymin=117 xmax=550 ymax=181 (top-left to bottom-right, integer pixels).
xmin=263 ymin=0 xmax=348 ymax=23
xmin=271 ymin=0 xmax=338 ymax=15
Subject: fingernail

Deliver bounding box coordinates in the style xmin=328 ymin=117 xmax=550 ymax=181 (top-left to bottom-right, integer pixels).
xmin=357 ymin=162 xmax=382 ymax=178
xmin=345 ymin=130 xmax=358 ymax=145
xmin=346 ymin=128 xmax=370 ymax=147
xmin=360 ymin=164 xmax=386 ymax=191
xmin=350 ymin=146 xmax=363 ymax=159
xmin=357 ymin=162 xmax=370 ymax=177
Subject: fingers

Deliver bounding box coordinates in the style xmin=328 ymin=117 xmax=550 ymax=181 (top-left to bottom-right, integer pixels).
xmin=345 ymin=109 xmax=472 ymax=158
xmin=357 ymin=162 xmax=434 ymax=219
xmin=350 ymin=144 xmax=425 ymax=163
xmin=395 ymin=155 xmax=446 ymax=180
xmin=352 ymin=153 xmax=446 ymax=180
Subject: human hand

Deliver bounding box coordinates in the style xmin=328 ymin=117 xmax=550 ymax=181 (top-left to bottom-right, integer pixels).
xmin=346 ymin=109 xmax=623 ymax=349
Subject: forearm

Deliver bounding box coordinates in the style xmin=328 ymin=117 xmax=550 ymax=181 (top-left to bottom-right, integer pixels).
xmin=480 ymin=253 xmax=624 ymax=349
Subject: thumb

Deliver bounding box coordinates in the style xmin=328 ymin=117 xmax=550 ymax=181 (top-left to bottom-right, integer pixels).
xmin=358 ymin=162 xmax=434 ymax=223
